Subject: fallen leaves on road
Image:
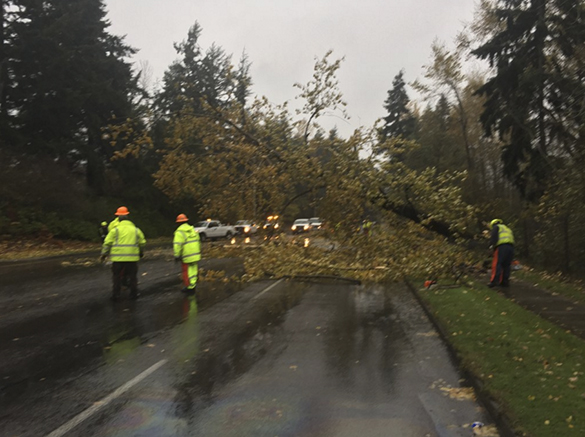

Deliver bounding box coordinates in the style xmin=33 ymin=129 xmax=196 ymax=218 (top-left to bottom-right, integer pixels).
xmin=472 ymin=424 xmax=499 ymax=436
xmin=416 ymin=331 xmax=438 ymax=337
xmin=440 ymin=386 xmax=476 ymax=401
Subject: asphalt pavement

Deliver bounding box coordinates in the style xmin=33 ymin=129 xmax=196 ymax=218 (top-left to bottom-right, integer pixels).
xmin=0 ymin=250 xmax=496 ymax=437
xmin=499 ymin=279 xmax=585 ymax=340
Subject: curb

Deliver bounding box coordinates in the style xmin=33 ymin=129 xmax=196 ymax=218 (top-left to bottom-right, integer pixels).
xmin=404 ymin=279 xmax=521 ymax=437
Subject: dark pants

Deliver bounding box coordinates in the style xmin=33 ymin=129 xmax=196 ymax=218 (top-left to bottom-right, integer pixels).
xmin=491 ymin=244 xmax=514 ymax=285
xmin=112 ymin=262 xmax=138 ymax=297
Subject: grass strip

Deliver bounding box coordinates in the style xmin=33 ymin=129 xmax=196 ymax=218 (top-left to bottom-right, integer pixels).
xmin=416 ymin=280 xmax=585 ymax=437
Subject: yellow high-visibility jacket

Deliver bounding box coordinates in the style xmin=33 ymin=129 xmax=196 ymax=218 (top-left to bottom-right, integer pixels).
xmin=107 ymin=217 xmax=120 ymax=233
xmin=496 ymin=224 xmax=515 ymax=246
xmin=174 ymin=223 xmax=201 ymax=264
xmin=101 ymin=220 xmax=146 ymax=262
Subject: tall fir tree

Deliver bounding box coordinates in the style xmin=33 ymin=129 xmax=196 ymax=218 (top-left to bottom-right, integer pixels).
xmin=234 ymin=50 xmax=252 ymax=126
xmin=7 ymin=0 xmax=138 ymax=192
xmin=407 ymin=95 xmax=464 ymax=172
xmin=0 ymin=0 xmax=15 ymax=143
xmin=473 ymin=0 xmax=585 ymax=199
xmin=379 ymin=70 xmax=415 ymax=144
xmin=156 ymin=22 xmax=239 ymax=120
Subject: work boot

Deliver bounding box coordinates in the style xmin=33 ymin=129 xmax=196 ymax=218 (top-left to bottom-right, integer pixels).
xmin=487 ymin=282 xmax=498 ymax=288
xmin=180 ymin=287 xmax=190 ymax=293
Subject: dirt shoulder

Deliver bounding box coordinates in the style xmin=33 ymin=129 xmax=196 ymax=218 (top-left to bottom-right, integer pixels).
xmin=0 ymin=238 xmax=100 ymax=261
xmin=0 ymin=237 xmax=172 ymax=261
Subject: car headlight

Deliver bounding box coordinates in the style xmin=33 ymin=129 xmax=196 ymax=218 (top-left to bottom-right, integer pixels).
xmin=274 ymin=224 xmax=279 ymax=229
xmin=292 ymin=225 xmax=297 ymax=230
xmin=304 ymin=224 xmax=309 ymax=230
xmin=244 ymin=226 xmax=250 ymax=233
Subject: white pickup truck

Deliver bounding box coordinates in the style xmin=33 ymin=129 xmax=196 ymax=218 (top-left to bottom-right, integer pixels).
xmin=193 ymin=220 xmax=236 ymax=241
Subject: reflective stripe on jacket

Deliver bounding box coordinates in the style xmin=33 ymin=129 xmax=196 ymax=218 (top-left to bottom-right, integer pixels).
xmin=496 ymin=224 xmax=515 ymax=246
xmin=174 ymin=223 xmax=201 ymax=263
xmin=101 ymin=220 xmax=146 ymax=262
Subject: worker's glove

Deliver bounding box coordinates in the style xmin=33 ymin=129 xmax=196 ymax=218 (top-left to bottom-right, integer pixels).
xmin=174 ymin=257 xmax=181 ymax=264
xmin=139 ymin=250 xmax=144 ymax=259
xmin=99 ymin=254 xmax=107 ymax=263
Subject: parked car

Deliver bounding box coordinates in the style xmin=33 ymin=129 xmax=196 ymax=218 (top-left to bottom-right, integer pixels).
xmin=234 ymin=220 xmax=259 ymax=235
xmin=193 ymin=220 xmax=236 ymax=241
xmin=309 ymin=217 xmax=323 ymax=230
xmin=291 ymin=218 xmax=311 ymax=234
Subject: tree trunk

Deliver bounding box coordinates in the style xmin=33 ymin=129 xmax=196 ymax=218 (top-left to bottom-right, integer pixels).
xmin=0 ymin=0 xmax=8 ymax=123
xmin=534 ymin=0 xmax=547 ymax=158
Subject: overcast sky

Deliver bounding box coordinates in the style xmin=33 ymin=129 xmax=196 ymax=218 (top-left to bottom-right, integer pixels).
xmin=103 ymin=0 xmax=478 ymax=137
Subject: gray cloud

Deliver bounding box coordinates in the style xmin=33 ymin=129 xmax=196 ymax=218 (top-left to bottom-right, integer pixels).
xmin=104 ymin=0 xmax=477 ymax=136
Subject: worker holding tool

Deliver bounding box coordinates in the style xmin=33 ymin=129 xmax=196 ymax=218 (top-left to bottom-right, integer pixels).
xmin=173 ymin=214 xmax=201 ymax=294
xmin=487 ymin=218 xmax=514 ymax=288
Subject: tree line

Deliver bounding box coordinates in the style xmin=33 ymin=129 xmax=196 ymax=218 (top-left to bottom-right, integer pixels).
xmin=1 ymin=0 xmax=585 ymax=275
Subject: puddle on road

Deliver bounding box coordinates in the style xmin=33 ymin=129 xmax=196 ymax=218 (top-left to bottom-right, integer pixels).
xmin=0 ymin=279 xmax=246 ymax=400
xmin=111 ymin=284 xmax=492 ymax=437
xmin=126 ymin=283 xmax=413 ymax=437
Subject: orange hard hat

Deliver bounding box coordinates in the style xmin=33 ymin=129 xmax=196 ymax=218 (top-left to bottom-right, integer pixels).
xmin=115 ymin=206 xmax=130 ymax=216
xmin=176 ymin=213 xmax=189 ymax=223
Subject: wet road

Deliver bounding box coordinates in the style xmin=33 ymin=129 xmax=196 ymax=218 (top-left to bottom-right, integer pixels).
xmin=0 ymin=253 xmax=494 ymax=436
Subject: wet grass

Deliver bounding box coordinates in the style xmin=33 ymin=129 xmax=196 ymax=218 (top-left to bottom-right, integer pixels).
xmin=417 ymin=279 xmax=585 ymax=437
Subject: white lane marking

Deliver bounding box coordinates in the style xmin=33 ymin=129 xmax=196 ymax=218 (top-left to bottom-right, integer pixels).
xmin=252 ymin=278 xmax=284 ymax=300
xmin=46 ymin=359 xmax=168 ymax=437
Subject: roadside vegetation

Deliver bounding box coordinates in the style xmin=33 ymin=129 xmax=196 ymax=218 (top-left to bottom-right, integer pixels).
xmin=417 ymin=280 xmax=585 ymax=437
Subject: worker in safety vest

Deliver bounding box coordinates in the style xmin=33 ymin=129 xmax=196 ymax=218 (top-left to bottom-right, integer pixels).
xmin=173 ymin=214 xmax=201 ymax=294
xmin=98 ymin=221 xmax=108 ymax=242
xmin=100 ymin=206 xmax=146 ymax=301
xmin=362 ymin=219 xmax=372 ymax=236
xmin=487 ymin=219 xmax=515 ymax=288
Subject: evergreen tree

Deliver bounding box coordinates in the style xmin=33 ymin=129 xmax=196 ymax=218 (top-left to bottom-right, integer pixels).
xmin=472 ymin=0 xmax=585 ymax=199
xmin=0 ymin=0 xmax=8 ymax=120
xmin=234 ymin=50 xmax=252 ymax=125
xmin=408 ymin=95 xmax=463 ymax=172
xmin=379 ymin=70 xmax=415 ymax=143
xmin=0 ymin=0 xmax=15 ymax=144
xmin=156 ymin=22 xmax=239 ymax=119
xmin=7 ymin=0 xmax=138 ymax=192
